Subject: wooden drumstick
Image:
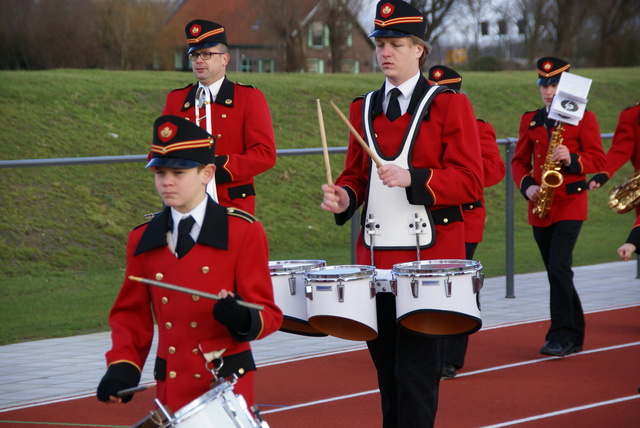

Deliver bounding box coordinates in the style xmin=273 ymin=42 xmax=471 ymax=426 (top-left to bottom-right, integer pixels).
xmin=128 ymin=276 xmax=264 ymax=311
xmin=329 ymin=100 xmax=382 ymax=167
xmin=316 ymin=99 xmax=333 ymax=185
xmin=117 ymin=384 xmax=155 ymax=397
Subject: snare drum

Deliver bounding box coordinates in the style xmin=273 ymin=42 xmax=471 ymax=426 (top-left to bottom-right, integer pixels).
xmin=304 ymin=265 xmax=377 ymax=341
xmin=392 ymin=260 xmax=483 ymax=336
xmin=162 ymin=379 xmax=269 ymax=428
xmin=269 ymin=260 xmax=327 ymax=336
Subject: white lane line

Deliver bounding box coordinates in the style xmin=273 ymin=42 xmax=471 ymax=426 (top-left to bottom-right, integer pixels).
xmin=258 ymin=341 xmax=640 ymax=415
xmin=480 ymin=395 xmax=640 ymax=427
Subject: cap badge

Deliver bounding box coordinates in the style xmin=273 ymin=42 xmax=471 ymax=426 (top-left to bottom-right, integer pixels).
xmin=542 ymin=61 xmax=553 ymax=72
xmin=190 ymin=25 xmax=202 ymax=36
xmin=433 ymin=69 xmax=443 ymax=80
xmin=158 ymin=122 xmax=177 ymax=143
xmin=381 ymin=3 xmax=395 ymax=18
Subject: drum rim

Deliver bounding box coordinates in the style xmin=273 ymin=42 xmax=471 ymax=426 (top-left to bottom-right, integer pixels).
xmin=172 ymin=381 xmax=233 ymax=421
xmin=269 ymin=259 xmax=326 ymax=274
xmin=392 ymin=259 xmax=482 ymax=276
xmin=305 ymin=264 xmax=376 ymax=281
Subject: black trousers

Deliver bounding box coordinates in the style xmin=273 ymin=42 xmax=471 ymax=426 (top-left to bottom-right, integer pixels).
xmin=533 ymin=220 xmax=585 ymax=346
xmin=367 ymin=293 xmax=444 ymax=428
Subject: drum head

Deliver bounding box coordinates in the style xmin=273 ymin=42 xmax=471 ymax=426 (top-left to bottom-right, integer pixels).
xmin=308 ymin=315 xmax=378 ymax=341
xmin=269 ymin=260 xmax=326 ymax=274
xmin=398 ymin=310 xmax=481 ymax=337
xmin=393 ymin=259 xmax=482 ymax=277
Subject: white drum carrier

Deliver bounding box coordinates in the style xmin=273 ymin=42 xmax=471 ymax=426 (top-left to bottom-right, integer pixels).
xmin=391 ymin=259 xmax=483 ymax=336
xmin=269 ymin=260 xmax=327 ymax=336
xmin=304 ymin=265 xmax=377 ymax=341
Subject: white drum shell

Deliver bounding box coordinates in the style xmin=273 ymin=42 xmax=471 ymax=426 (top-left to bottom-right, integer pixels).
xmin=305 ymin=265 xmax=377 ymax=341
xmin=269 ymin=260 xmax=327 ymax=336
xmin=392 ymin=259 xmax=483 ymax=337
xmin=170 ymin=381 xmax=267 ymax=428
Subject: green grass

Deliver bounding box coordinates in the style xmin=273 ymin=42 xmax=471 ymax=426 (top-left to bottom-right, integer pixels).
xmin=1 ymin=67 xmax=639 ymax=345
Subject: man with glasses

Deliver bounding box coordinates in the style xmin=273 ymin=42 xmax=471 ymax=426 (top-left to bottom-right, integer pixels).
xmin=162 ymin=20 xmax=276 ymax=215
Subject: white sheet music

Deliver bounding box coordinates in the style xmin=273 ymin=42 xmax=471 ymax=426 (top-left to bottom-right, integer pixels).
xmin=548 ymin=72 xmax=592 ymax=125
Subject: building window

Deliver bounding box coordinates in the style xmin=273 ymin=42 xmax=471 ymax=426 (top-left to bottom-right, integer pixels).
xmin=340 ymin=59 xmax=359 ymax=73
xmin=258 ymin=58 xmax=274 ymax=73
xmin=309 ymin=21 xmax=328 ymax=48
xmin=306 ymin=58 xmax=324 ymax=73
xmin=174 ymin=50 xmax=183 ymax=70
xmin=336 ymin=22 xmax=353 ymax=48
xmin=240 ymin=58 xmax=252 ymax=72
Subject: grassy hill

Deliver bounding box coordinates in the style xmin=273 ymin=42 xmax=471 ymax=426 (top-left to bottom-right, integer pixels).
xmin=1 ymin=67 xmax=639 ymax=345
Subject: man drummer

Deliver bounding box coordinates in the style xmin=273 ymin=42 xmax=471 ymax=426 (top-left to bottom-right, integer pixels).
xmin=97 ymin=115 xmax=282 ymax=412
xmin=161 ymin=19 xmax=277 ymax=215
xmin=320 ymin=1 xmax=483 ymax=426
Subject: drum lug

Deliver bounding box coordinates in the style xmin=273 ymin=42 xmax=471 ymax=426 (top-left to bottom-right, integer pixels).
xmin=473 ymin=271 xmax=484 ymax=294
xmin=411 ymin=277 xmax=419 ymax=298
xmin=153 ymin=398 xmax=174 ymax=427
xmin=390 ymin=279 xmax=397 ymax=296
xmin=338 ymin=280 xmax=345 ymax=303
xmin=445 ymin=277 xmax=452 ymax=298
xmin=288 ymin=274 xmax=297 ymax=296
xmin=305 ymin=283 xmax=313 ymax=301
xmin=369 ymin=280 xmax=376 ymax=298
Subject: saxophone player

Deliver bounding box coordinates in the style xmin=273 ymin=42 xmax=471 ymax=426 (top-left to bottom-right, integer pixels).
xmin=511 ymin=57 xmax=606 ymax=357
xmin=617 ymin=214 xmax=640 ymax=261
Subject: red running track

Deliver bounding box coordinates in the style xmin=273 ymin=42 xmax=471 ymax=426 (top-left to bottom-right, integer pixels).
xmin=1 ymin=305 xmax=638 ymax=427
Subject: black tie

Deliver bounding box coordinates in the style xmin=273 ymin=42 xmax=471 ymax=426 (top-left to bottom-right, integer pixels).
xmin=386 ymin=88 xmax=402 ymax=122
xmin=175 ymin=216 xmax=195 ymax=259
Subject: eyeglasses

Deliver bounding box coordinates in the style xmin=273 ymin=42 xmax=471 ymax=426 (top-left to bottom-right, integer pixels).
xmin=188 ymin=51 xmax=226 ymax=61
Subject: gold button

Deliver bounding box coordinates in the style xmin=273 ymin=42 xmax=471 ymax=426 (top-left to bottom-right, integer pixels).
xmin=238 ymin=368 xmax=245 ymax=375
xmin=162 ymin=297 xmax=169 ymax=304
xmin=468 ymin=205 xmax=474 ymax=210
xmin=192 ymin=295 xmax=200 ymax=302
xmin=221 ymin=114 xmax=227 ymax=118
xmin=165 ymin=322 xmax=173 ymax=329
xmin=192 ymin=348 xmax=199 ymax=354
xmin=217 ymin=134 xmax=222 ymax=139
xmin=225 ymin=99 xmax=232 ymax=105
xmin=530 ymin=121 xmax=536 ymax=127
xmin=169 ymin=371 xmax=177 ymax=379
xmin=190 ymin=321 xmax=198 ymax=328
xmin=155 ymin=273 xmax=164 ymax=281
xmin=194 ymin=373 xmax=202 ymax=379
xmin=184 ymin=102 xmax=191 ymax=109
xmin=443 ymin=218 xmax=449 ymax=224
xmin=168 ymin=346 xmax=176 ymax=354
xmin=242 ymin=193 xmax=247 ymax=198
xmin=577 ymin=187 xmax=582 ymax=191
xmin=202 ymin=266 xmax=210 ymax=273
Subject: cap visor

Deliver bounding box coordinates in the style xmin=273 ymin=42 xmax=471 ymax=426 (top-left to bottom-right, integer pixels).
xmin=369 ymin=29 xmax=413 ymax=38
xmin=188 ymin=42 xmax=220 ymax=54
xmin=146 ymin=157 xmax=202 ymax=169
xmin=537 ymin=77 xmax=561 ymax=85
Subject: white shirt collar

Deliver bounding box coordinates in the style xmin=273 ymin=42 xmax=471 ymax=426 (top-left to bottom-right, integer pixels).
xmin=170 ymin=196 xmax=208 ymax=243
xmin=199 ymin=76 xmax=225 ymax=102
xmin=385 ymin=71 xmax=421 ymax=100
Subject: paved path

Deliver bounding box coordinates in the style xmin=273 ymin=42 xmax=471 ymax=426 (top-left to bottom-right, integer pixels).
xmin=1 ymin=261 xmax=638 ymax=411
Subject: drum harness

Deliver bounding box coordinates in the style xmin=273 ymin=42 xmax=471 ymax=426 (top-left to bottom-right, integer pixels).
xmin=195 ymin=85 xmax=219 ymax=203
xmin=362 ymin=85 xmax=445 ymax=293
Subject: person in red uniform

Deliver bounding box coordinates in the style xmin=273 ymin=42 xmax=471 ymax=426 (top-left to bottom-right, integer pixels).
xmin=428 ymin=65 xmax=506 ymax=378
xmin=320 ymin=2 xmax=483 ymax=426
xmin=617 ymin=214 xmax=640 ymax=261
xmin=511 ymin=57 xmax=606 ymax=357
xmin=161 ymin=19 xmax=276 ymax=215
xmin=589 ymin=103 xmax=640 ymax=213
xmin=97 ymin=115 xmax=282 ymax=412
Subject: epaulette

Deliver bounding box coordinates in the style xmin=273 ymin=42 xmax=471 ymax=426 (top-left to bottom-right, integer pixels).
xmin=353 ymin=94 xmax=366 ymax=101
xmin=169 ymin=83 xmax=194 ymax=93
xmin=227 ymin=207 xmax=257 ymax=223
xmin=476 ymin=118 xmax=488 ymax=123
xmin=236 ymin=82 xmax=257 ymax=89
xmin=439 ymin=88 xmax=458 ymax=94
xmin=132 ymin=218 xmax=152 ymax=230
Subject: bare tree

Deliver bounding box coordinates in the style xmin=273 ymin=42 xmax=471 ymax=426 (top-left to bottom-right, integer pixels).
xmin=409 ymin=0 xmax=457 ymax=45
xmin=590 ymin=0 xmax=640 ymax=66
xmin=322 ymin=0 xmax=367 ymax=73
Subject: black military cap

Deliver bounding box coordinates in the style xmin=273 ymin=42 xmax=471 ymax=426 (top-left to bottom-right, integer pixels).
xmin=428 ymin=65 xmax=462 ymax=91
xmin=369 ymin=0 xmax=426 ymax=41
xmin=185 ymin=19 xmax=228 ymax=54
xmin=536 ymin=56 xmax=570 ymax=85
xmin=146 ymin=116 xmax=215 ymax=169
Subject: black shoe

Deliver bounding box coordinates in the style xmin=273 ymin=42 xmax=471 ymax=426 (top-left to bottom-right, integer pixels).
xmin=540 ymin=341 xmax=565 ymax=356
xmin=441 ymin=363 xmax=457 ymax=379
xmin=562 ymin=342 xmax=583 ymax=356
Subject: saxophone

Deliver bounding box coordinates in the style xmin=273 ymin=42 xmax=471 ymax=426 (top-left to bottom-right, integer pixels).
xmin=532 ymin=123 xmax=565 ymax=218
xmin=608 ymin=170 xmax=640 ymax=213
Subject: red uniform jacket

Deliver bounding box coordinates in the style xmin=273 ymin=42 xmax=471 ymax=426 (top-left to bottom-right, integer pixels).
xmin=590 ymin=103 xmax=640 ymax=215
xmin=626 ymin=213 xmax=640 ymax=249
xmin=462 ymin=119 xmax=506 ymax=244
xmin=512 ymin=108 xmax=606 ymax=227
xmin=162 ymin=78 xmax=277 ymax=214
xmin=334 ymin=78 xmax=483 ymax=269
xmin=105 ymin=198 xmax=282 ymax=411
